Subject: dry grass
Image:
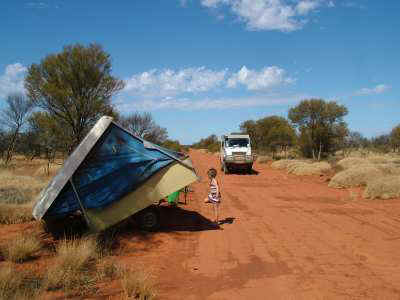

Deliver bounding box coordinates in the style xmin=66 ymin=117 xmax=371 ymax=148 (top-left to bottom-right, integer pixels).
xmin=119 ymin=267 xmax=157 ymax=300
xmin=0 ymin=204 xmax=34 ymax=224
xmin=0 ymin=170 xmax=46 ymax=202
xmin=337 ymin=157 xmax=368 ymax=170
xmin=97 ymin=259 xmax=119 ymax=281
xmin=44 ymin=237 xmax=99 ymax=293
xmin=0 ymin=264 xmax=42 ymax=300
xmin=257 ymin=155 xmax=271 ymax=164
xmin=1 ymin=233 xmax=42 ymax=263
xmin=367 ymin=156 xmax=390 ymax=164
xmin=375 ymin=163 xmax=400 ymax=175
xmin=33 ymin=164 xmax=62 ymax=177
xmin=271 ymin=159 xmax=296 ymax=170
xmin=364 ymin=176 xmax=400 ymax=200
xmin=328 ymin=165 xmax=383 ymax=188
xmin=288 ymin=161 xmax=332 ymax=176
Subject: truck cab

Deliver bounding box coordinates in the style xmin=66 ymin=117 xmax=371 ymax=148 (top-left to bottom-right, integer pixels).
xmin=220 ymin=134 xmax=254 ymax=174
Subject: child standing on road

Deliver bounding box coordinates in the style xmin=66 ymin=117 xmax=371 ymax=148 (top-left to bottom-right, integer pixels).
xmin=204 ymin=168 xmax=221 ymax=224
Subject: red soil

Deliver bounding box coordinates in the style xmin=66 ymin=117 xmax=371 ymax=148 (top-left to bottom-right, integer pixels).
xmin=2 ymin=149 xmax=400 ymax=299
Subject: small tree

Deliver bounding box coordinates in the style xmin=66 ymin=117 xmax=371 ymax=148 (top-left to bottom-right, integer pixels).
xmin=288 ymin=99 xmax=348 ymax=159
xmin=0 ymin=94 xmax=34 ymax=164
xmin=25 ymin=43 xmax=124 ymax=153
xmin=240 ymin=116 xmax=296 ymax=157
xmin=120 ymin=112 xmax=168 ymax=145
xmin=390 ymin=125 xmax=400 ymax=152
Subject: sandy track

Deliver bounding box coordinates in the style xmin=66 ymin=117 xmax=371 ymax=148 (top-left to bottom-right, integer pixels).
xmin=155 ymin=150 xmax=400 ymax=299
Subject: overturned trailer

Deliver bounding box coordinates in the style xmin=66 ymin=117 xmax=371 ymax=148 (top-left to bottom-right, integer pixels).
xmin=32 ymin=116 xmax=198 ymax=232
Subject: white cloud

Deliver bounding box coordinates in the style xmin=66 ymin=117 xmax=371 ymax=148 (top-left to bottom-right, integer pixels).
xmin=227 ymin=66 xmax=294 ymax=90
xmin=198 ymin=0 xmax=334 ymax=32
xmin=296 ymin=0 xmax=321 ymax=15
xmin=124 ymin=65 xmax=293 ymax=97
xmin=355 ymin=84 xmax=391 ymax=96
xmin=120 ymin=94 xmax=303 ymax=111
xmin=124 ymin=67 xmax=227 ymax=97
xmin=327 ymin=1 xmax=335 ymax=7
xmin=0 ymin=63 xmax=27 ymax=99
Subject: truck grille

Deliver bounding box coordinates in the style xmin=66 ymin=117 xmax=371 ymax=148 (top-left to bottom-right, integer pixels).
xmin=232 ymin=152 xmax=246 ymax=155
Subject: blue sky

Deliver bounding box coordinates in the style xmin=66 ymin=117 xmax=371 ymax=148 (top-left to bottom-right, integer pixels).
xmin=0 ymin=0 xmax=399 ymax=144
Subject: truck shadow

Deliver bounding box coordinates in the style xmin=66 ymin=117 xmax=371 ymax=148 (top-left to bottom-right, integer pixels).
xmin=226 ymin=169 xmax=259 ymax=175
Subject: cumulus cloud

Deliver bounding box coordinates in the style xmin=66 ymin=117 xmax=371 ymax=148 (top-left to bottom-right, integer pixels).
xmin=123 ymin=65 xmax=294 ymax=97
xmin=355 ymin=84 xmax=391 ymax=96
xmin=0 ymin=63 xmax=27 ymax=99
xmin=124 ymin=67 xmax=227 ymax=97
xmin=227 ymin=66 xmax=294 ymax=90
xmin=198 ymin=0 xmax=333 ymax=32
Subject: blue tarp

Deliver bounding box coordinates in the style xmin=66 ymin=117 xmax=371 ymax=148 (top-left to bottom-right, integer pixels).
xmin=45 ymin=124 xmax=182 ymax=218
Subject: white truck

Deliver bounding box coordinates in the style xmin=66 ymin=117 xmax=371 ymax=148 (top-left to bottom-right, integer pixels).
xmin=220 ymin=134 xmax=255 ymax=174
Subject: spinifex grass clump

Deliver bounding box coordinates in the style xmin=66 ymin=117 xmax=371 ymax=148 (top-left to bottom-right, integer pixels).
xmin=0 ymin=264 xmax=42 ymax=300
xmin=364 ymin=176 xmax=400 ymax=200
xmin=119 ymin=267 xmax=157 ymax=300
xmin=1 ymin=233 xmax=42 ymax=263
xmin=271 ymin=159 xmax=295 ymax=170
xmin=328 ymin=165 xmax=383 ymax=188
xmin=44 ymin=237 xmax=99 ymax=294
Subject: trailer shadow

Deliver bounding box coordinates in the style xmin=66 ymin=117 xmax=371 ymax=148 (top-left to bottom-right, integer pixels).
xmin=158 ymin=206 xmax=222 ymax=232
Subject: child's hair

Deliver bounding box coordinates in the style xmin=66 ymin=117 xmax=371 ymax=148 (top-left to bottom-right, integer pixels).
xmin=207 ymin=168 xmax=217 ymax=178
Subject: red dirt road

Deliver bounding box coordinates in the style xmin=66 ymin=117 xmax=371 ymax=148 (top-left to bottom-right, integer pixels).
xmin=2 ymin=149 xmax=400 ymax=299
xmin=153 ymin=150 xmax=400 ymax=299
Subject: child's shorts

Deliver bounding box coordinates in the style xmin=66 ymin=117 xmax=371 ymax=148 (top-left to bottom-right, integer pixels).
xmin=208 ymin=193 xmax=220 ymax=204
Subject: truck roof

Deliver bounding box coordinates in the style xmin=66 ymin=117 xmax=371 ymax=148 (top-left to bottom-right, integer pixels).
xmin=225 ymin=134 xmax=250 ymax=139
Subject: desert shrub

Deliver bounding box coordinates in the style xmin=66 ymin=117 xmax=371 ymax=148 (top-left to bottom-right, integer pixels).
xmin=0 ymin=264 xmax=42 ymax=300
xmin=375 ymin=163 xmax=400 ymax=175
xmin=0 ymin=204 xmax=33 ymax=224
xmin=257 ymin=155 xmax=270 ymax=164
xmin=207 ymin=143 xmax=219 ymax=153
xmin=337 ymin=157 xmax=368 ymax=169
xmin=389 ymin=158 xmax=400 ymax=164
xmin=328 ymin=165 xmax=383 ymax=188
xmin=44 ymin=237 xmax=98 ymax=293
xmin=270 ymin=159 xmax=295 ymax=169
xmin=289 ymin=161 xmax=332 ymax=176
xmin=286 ymin=161 xmax=309 ymax=173
xmin=367 ymin=156 xmax=390 ymax=164
xmin=1 ymin=233 xmax=42 ymax=263
xmin=364 ymin=176 xmax=400 ymax=200
xmin=119 ymin=267 xmax=157 ymax=300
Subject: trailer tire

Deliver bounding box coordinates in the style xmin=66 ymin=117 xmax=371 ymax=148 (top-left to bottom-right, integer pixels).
xmin=137 ymin=206 xmax=160 ymax=231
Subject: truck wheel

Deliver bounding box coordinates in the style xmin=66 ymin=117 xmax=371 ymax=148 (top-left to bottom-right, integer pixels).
xmin=223 ymin=163 xmax=229 ymax=174
xmin=247 ymin=165 xmax=253 ymax=174
xmin=138 ymin=206 xmax=160 ymax=231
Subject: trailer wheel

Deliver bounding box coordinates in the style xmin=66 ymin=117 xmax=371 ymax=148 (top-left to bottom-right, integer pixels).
xmin=138 ymin=206 xmax=160 ymax=231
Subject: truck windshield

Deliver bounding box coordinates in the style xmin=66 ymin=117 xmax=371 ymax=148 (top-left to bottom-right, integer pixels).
xmin=227 ymin=139 xmax=249 ymax=147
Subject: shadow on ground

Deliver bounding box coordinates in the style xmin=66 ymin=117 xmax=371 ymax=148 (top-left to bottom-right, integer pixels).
xmin=158 ymin=206 xmax=222 ymax=232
